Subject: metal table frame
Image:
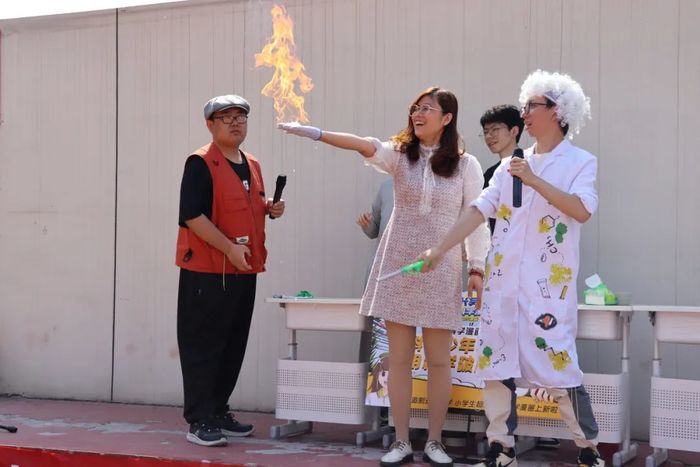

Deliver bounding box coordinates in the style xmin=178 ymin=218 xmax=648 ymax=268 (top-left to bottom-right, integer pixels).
xmin=267 ymin=298 xmax=391 ymax=447
xmin=578 ymin=305 xmax=638 ymax=467
xmin=641 ymin=305 xmax=700 ymax=467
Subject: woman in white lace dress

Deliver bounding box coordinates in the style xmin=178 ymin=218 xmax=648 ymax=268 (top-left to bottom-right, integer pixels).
xmin=278 ymin=87 xmax=490 ymax=467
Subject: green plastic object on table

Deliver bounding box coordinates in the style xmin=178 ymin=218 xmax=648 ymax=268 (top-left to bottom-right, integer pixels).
xmin=295 ymin=290 xmax=314 ymax=298
xmin=583 ymin=274 xmax=617 ymax=305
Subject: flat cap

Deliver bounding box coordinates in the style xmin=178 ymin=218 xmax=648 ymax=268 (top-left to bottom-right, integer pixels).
xmin=203 ymin=94 xmax=250 ymax=120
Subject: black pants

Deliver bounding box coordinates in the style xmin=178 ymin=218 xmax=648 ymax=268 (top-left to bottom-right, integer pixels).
xmin=177 ymin=269 xmax=257 ymax=424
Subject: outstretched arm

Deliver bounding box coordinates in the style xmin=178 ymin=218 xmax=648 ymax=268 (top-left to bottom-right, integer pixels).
xmin=278 ymin=122 xmax=376 ymax=158
xmin=419 ymin=206 xmax=486 ymax=271
xmin=319 ymin=131 xmax=376 ymax=158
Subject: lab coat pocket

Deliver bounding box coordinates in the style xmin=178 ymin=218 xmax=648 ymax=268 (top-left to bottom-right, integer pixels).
xmin=479 ymin=290 xmax=500 ymax=327
xmin=477 ymin=292 xmax=519 ymax=379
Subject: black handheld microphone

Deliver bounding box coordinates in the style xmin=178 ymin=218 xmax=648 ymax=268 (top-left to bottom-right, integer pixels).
xmin=269 ymin=175 xmax=287 ymax=219
xmin=512 ymin=148 xmax=524 ymax=208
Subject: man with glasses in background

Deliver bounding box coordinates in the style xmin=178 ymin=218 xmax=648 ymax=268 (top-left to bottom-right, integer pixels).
xmin=479 ymin=105 xmax=524 ymax=234
xmin=175 ymin=95 xmax=285 ymax=446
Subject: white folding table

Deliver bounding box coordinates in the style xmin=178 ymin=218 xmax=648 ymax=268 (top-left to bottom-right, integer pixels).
xmin=266 ymin=297 xmax=391 ymax=447
xmin=640 ymin=305 xmax=700 ymax=467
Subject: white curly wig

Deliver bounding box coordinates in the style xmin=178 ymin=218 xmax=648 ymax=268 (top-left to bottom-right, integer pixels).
xmin=519 ymin=70 xmax=591 ymax=138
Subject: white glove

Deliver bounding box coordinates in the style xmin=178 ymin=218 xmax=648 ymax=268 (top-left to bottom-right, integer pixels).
xmin=277 ymin=122 xmax=322 ymax=141
xmin=529 ymin=388 xmax=555 ymax=403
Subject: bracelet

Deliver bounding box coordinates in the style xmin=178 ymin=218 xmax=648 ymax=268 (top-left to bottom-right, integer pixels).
xmin=468 ymin=268 xmax=484 ymax=279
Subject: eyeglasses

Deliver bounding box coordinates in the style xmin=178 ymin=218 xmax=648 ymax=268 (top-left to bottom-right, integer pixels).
xmin=479 ymin=125 xmax=508 ymax=138
xmin=212 ymin=114 xmax=248 ymax=124
xmin=520 ymin=101 xmax=550 ymax=115
xmin=410 ymin=104 xmax=442 ymax=116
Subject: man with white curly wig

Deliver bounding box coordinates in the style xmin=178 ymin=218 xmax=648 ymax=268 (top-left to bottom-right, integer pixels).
xmin=420 ymin=70 xmax=604 ymax=467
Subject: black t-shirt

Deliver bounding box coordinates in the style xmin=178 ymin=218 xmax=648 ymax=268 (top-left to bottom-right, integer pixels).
xmin=483 ymin=161 xmax=501 ymax=235
xmin=483 ymin=161 xmax=501 ymax=189
xmin=178 ymin=151 xmax=251 ymax=227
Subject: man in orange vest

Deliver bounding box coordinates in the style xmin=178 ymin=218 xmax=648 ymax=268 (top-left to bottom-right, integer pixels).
xmin=175 ymin=95 xmax=285 ymax=446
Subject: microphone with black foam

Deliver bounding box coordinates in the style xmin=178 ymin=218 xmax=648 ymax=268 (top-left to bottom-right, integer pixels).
xmin=512 ymin=148 xmax=524 ymax=208
xmin=269 ymin=175 xmax=287 ymax=219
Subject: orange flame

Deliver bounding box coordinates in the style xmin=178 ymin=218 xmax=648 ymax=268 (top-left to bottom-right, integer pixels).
xmin=255 ymin=4 xmax=314 ymax=123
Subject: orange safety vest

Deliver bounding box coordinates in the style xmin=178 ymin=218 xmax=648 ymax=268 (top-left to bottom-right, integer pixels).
xmin=175 ymin=143 xmax=268 ymax=274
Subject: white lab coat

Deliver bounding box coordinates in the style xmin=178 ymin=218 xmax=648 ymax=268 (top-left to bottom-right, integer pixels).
xmin=472 ymin=139 xmax=598 ymax=388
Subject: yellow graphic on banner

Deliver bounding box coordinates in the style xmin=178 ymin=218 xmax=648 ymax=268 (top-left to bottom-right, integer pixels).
xmin=409 ymin=379 xmax=560 ymax=419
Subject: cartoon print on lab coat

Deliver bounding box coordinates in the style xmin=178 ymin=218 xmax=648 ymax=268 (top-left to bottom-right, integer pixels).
xmin=496 ymin=204 xmax=512 ymax=233
xmin=535 ymin=212 xmax=574 ymax=371
xmin=535 ymin=313 xmax=558 ymax=330
xmin=538 ymin=216 xmax=568 ymax=265
xmin=536 ymin=278 xmax=551 ymax=298
xmin=478 ymin=346 xmax=492 ymax=370
xmin=471 ymin=139 xmax=598 ymax=387
xmin=535 ymin=336 xmax=572 ymax=371
xmin=478 ymin=337 xmax=507 ymax=370
xmin=484 ymin=251 xmax=504 ymax=292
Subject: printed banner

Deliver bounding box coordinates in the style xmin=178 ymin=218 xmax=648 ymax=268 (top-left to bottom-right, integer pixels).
xmin=366 ymin=291 xmax=560 ymax=419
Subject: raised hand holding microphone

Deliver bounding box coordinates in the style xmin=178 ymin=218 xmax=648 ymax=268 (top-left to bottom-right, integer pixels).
xmin=511 ymin=148 xmax=525 ymax=207
xmin=509 ymin=148 xmax=538 ymax=208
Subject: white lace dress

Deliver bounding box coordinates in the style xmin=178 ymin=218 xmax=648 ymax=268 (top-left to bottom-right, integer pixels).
xmin=360 ymin=139 xmax=490 ymax=330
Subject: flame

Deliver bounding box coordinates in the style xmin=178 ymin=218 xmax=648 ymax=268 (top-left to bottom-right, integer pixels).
xmin=255 ymin=4 xmax=314 ymax=123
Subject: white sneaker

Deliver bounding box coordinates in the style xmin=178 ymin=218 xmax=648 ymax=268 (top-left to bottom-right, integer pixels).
xmin=473 ymin=442 xmax=517 ymax=467
xmin=423 ymin=440 xmax=454 ymax=466
xmin=380 ymin=440 xmax=413 ymax=466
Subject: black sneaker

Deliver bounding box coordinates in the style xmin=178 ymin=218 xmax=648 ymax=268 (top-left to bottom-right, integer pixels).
xmin=213 ymin=412 xmax=255 ymax=437
xmin=186 ymin=421 xmax=228 ymax=446
xmin=577 ymin=447 xmax=605 ymax=467
xmin=472 ymin=442 xmax=517 ymax=467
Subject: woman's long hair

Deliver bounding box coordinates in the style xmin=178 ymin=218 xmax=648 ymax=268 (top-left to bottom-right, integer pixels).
xmin=390 ymin=87 xmax=464 ymax=177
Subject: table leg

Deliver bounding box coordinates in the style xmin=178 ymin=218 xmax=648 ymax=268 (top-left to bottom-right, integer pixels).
xmin=269 ymin=420 xmax=313 ymax=439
